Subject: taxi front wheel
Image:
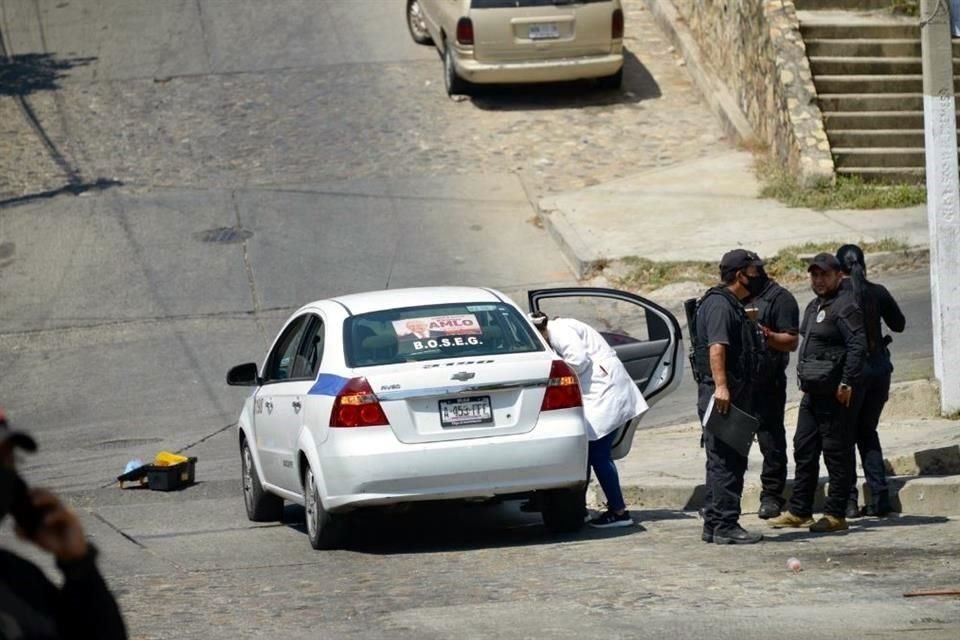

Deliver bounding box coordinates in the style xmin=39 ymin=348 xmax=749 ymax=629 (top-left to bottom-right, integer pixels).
xmin=241 ymin=439 xmax=283 ymax=522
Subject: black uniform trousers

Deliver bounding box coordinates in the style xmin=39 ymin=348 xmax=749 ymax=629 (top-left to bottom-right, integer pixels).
xmin=788 ymin=391 xmax=858 ymax=518
xmin=698 ymin=383 xmax=750 ymax=531
xmin=753 ymin=376 xmax=788 ymax=505
xmin=849 ymin=372 xmax=892 ymax=504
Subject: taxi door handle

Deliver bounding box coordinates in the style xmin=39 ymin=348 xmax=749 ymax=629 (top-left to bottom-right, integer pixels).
xmin=264 ymin=400 xmax=274 ymax=413
xmin=292 ymin=400 xmax=302 ymax=413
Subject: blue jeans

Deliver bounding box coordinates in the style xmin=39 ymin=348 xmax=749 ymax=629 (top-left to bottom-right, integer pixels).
xmin=589 ymin=430 xmax=626 ymax=512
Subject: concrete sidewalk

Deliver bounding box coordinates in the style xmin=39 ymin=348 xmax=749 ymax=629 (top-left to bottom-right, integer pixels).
xmin=594 ymin=382 xmax=960 ymax=518
xmin=539 ymin=150 xmax=929 ymax=277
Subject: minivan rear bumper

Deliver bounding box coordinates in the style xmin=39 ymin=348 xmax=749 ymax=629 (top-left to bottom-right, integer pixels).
xmin=455 ymin=51 xmax=623 ymax=84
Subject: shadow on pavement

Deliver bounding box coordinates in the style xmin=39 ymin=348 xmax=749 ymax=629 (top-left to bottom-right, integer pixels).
xmin=282 ymin=501 xmax=644 ymax=555
xmin=761 ymin=514 xmax=950 ymax=542
xmin=468 ymin=49 xmax=660 ymax=111
xmin=853 ymin=514 xmax=951 ymax=529
xmin=637 ymin=509 xmax=697 ymax=522
xmin=0 ymin=52 xmax=95 ymax=97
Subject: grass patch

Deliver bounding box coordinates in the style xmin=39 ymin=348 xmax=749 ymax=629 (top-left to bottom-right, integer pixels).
xmin=757 ymin=160 xmax=926 ymax=210
xmin=891 ymin=0 xmax=920 ymax=16
xmin=613 ymin=239 xmax=910 ymax=290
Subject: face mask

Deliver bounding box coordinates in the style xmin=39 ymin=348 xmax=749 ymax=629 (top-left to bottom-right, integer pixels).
xmin=748 ymin=273 xmax=768 ymax=296
xmin=741 ymin=273 xmax=767 ymax=297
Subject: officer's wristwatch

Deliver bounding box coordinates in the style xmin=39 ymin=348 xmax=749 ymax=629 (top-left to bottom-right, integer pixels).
xmin=838 ymin=383 xmax=851 ymax=392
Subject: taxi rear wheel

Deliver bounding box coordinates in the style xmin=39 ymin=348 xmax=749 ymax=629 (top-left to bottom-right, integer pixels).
xmin=241 ymin=439 xmax=283 ymax=522
xmin=304 ymin=466 xmax=347 ymax=550
xmin=541 ymin=487 xmax=586 ymax=533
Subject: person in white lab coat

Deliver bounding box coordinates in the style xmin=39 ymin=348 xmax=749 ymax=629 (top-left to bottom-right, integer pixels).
xmin=531 ymin=313 xmax=649 ymax=528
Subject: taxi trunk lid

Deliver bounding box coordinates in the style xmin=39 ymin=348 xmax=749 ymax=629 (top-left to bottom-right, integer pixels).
xmin=363 ymin=353 xmax=555 ymax=444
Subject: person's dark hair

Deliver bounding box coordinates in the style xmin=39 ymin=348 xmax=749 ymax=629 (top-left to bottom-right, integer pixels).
xmin=530 ymin=311 xmax=548 ymax=330
xmin=720 ymin=269 xmax=739 ymax=285
xmin=836 ymin=243 xmax=879 ymax=352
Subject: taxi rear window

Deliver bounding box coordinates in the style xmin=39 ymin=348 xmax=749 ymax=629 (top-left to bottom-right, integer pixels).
xmin=343 ymin=302 xmax=544 ymax=367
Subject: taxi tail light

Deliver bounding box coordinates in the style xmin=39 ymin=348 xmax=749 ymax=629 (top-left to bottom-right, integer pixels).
xmin=330 ymin=377 xmax=390 ymax=428
xmin=456 ymin=18 xmax=475 ymax=45
xmin=612 ymin=9 xmax=624 ymax=39
xmin=540 ymin=360 xmax=583 ymax=411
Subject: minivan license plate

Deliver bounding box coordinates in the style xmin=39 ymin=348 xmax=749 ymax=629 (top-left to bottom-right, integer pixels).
xmin=440 ymin=396 xmax=493 ymax=427
xmin=528 ymin=23 xmax=560 ymax=40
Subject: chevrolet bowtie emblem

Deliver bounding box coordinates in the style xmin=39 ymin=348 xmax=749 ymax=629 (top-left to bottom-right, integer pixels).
xmin=451 ymin=371 xmax=476 ymax=381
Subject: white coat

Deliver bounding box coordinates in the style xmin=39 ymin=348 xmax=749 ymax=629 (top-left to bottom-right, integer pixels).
xmin=545 ymin=317 xmax=649 ymax=441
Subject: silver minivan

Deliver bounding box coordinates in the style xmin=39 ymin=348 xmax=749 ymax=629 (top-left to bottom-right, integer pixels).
xmin=407 ymin=0 xmax=625 ymax=95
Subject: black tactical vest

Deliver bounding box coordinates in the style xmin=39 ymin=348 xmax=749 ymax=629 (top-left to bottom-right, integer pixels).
xmin=690 ymin=286 xmax=762 ymax=390
xmin=753 ymin=281 xmax=790 ymax=382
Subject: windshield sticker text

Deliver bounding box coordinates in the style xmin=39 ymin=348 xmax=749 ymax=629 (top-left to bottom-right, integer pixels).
xmin=412 ymin=336 xmax=482 ymax=351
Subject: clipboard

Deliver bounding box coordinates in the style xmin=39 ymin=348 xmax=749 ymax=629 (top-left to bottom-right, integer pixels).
xmin=702 ymin=396 xmax=760 ymax=457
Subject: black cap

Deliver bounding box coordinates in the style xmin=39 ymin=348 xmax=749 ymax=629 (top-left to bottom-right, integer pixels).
xmin=719 ymin=249 xmax=764 ymax=276
xmin=0 ymin=408 xmax=37 ymax=453
xmin=807 ymin=252 xmax=842 ymax=273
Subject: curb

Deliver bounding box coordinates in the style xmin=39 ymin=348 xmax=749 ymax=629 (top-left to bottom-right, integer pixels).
xmin=537 ymin=201 xmax=598 ymax=279
xmin=593 ymin=474 xmax=960 ymax=517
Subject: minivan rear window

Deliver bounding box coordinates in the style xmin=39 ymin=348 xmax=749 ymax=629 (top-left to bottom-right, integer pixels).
xmin=471 ymin=0 xmax=611 ymax=7
xmin=344 ymin=302 xmax=544 ymax=367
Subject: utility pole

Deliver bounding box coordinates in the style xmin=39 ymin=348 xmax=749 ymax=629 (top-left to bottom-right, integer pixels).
xmin=920 ymin=0 xmax=960 ymax=414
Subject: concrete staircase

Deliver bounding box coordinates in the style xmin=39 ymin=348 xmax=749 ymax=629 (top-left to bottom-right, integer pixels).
xmin=796 ymin=1 xmax=959 ymax=183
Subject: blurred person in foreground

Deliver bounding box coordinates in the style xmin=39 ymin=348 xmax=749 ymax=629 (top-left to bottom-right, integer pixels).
xmin=0 ymin=408 xmax=127 ymax=640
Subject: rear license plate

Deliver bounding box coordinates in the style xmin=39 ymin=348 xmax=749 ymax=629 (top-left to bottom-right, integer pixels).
xmin=439 ymin=396 xmax=493 ymax=427
xmin=528 ymin=23 xmax=560 ymax=40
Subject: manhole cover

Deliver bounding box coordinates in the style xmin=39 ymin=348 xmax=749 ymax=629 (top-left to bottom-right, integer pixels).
xmin=85 ymin=437 xmax=164 ymax=451
xmin=194 ymin=226 xmax=253 ymax=244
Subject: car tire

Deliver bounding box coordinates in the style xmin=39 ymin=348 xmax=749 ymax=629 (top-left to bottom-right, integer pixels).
xmin=444 ymin=44 xmax=470 ymax=97
xmin=540 ymin=487 xmax=586 ymax=534
xmin=597 ymin=67 xmax=623 ymax=91
xmin=304 ymin=466 xmax=347 ymax=550
xmin=241 ymin=439 xmax=284 ymax=522
xmin=406 ymin=0 xmax=433 ymax=45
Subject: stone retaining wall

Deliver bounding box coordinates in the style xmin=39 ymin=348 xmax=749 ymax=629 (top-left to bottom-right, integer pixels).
xmin=673 ymin=0 xmax=834 ymax=186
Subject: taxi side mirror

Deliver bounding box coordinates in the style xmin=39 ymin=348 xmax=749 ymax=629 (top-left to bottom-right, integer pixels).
xmin=226 ymin=362 xmax=260 ymax=386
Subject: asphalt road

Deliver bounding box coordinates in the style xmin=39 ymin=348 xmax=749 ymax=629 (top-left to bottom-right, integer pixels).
xmin=0 ymin=1 xmax=954 ymax=638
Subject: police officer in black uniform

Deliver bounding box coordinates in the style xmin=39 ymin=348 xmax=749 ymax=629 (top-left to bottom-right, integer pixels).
xmin=837 ymin=244 xmax=906 ymax=518
xmin=693 ymin=249 xmax=765 ymax=545
xmin=749 ymin=268 xmax=800 ymax=520
xmin=770 ymin=253 xmax=866 ymax=533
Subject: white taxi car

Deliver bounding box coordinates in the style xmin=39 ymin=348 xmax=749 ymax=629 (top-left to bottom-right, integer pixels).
xmin=227 ymin=286 xmax=681 ymax=549
xmin=406 ymin=0 xmax=625 ymax=95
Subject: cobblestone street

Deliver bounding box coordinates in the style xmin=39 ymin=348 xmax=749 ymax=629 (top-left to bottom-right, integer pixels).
xmin=0 ymin=1 xmax=726 ymax=202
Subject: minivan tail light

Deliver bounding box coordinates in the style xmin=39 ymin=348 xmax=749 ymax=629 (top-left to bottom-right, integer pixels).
xmin=330 ymin=377 xmax=390 ymax=428
xmin=612 ymin=9 xmax=624 ymax=39
xmin=540 ymin=360 xmax=583 ymax=411
xmin=457 ymin=17 xmax=474 ymax=45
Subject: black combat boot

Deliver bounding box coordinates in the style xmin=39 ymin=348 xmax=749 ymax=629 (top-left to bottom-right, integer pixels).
xmin=863 ymin=491 xmax=893 ymax=517
xmin=845 ymin=499 xmax=861 ymax=519
xmin=758 ymin=496 xmax=782 ymax=520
